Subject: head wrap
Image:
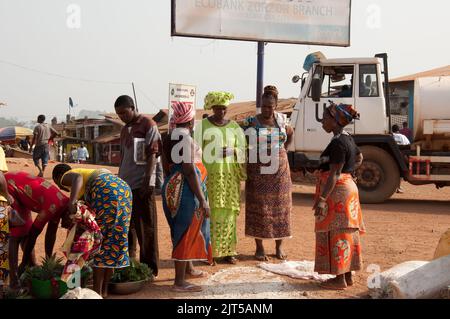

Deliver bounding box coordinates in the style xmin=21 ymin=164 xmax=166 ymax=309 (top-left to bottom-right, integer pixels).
xmin=204 ymin=92 xmax=234 ymax=110
xmin=169 ymin=101 xmax=196 ymax=130
xmin=327 ymin=103 xmax=360 ymax=127
xmin=61 ymin=202 xmax=102 ymax=283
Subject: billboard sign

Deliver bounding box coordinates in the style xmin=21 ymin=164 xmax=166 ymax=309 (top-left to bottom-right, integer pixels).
xmin=172 ymin=0 xmax=351 ymax=46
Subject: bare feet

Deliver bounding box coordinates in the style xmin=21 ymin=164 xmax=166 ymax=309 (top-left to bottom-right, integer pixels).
xmin=345 ymin=272 xmax=354 ymax=286
xmin=320 ymin=277 xmax=347 ymax=290
xmin=255 ymin=253 xmax=270 ymax=261
xmin=276 ymin=249 xmax=287 ymax=260
xmin=275 ymin=240 xmax=287 ymax=260
xmin=254 ymin=239 xmax=270 ymax=261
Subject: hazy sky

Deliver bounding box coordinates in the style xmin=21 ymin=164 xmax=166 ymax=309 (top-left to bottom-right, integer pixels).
xmin=0 ymin=0 xmax=449 ymax=121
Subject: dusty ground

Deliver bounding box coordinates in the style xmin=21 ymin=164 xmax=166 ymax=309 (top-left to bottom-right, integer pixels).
xmin=6 ymin=158 xmax=450 ymax=299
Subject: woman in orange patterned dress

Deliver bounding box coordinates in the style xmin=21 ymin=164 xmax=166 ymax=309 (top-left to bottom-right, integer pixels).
xmin=314 ymin=102 xmax=365 ymax=290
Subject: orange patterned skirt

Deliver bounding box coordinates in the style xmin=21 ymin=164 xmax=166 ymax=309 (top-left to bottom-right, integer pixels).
xmin=314 ymin=172 xmax=365 ymax=275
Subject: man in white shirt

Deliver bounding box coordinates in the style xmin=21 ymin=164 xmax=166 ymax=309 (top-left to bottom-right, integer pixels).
xmin=77 ymin=142 xmax=89 ymax=163
xmin=392 ymin=124 xmax=410 ymax=193
xmin=392 ymin=124 xmax=411 ymax=146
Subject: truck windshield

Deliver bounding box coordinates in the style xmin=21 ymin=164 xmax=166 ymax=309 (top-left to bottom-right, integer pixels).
xmin=309 ymin=65 xmax=354 ymax=98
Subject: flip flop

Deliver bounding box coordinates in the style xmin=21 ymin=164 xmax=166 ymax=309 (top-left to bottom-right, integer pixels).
xmin=185 ymin=270 xmax=207 ymax=279
xmin=200 ymin=260 xmax=214 ymax=266
xmin=172 ymin=284 xmax=203 ymax=293
xmin=225 ymin=256 xmax=238 ymax=264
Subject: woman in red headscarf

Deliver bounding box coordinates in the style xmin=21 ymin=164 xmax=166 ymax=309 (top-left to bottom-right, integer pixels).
xmin=161 ymin=102 xmax=212 ymax=293
xmin=313 ymin=102 xmax=365 ymax=290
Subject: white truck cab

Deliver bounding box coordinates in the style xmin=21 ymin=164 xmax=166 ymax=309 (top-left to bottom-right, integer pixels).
xmin=288 ymin=52 xmax=450 ymax=203
xmin=288 ymin=53 xmax=409 ymax=203
xmin=290 ymin=55 xmax=388 ymax=154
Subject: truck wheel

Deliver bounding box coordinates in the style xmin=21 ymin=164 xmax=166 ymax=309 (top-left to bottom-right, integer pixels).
xmin=356 ymin=146 xmax=400 ymax=204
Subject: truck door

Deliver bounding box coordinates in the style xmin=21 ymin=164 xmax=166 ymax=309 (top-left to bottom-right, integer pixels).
xmin=354 ymin=64 xmax=387 ymax=134
xmin=304 ymin=64 xmax=356 ymax=152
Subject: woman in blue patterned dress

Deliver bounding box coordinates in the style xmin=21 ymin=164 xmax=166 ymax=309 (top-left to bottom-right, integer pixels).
xmin=161 ymin=101 xmax=212 ymax=293
xmin=53 ymin=164 xmax=132 ymax=298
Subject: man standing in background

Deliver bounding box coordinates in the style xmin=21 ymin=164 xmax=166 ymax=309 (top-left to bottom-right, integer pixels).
xmin=392 ymin=124 xmax=411 ymax=146
xmin=77 ymin=142 xmax=90 ymax=164
xmin=114 ymin=95 xmax=161 ymax=277
xmin=392 ymin=124 xmax=410 ymax=193
xmin=30 ymin=115 xmax=57 ymax=177
xmin=399 ymin=122 xmax=413 ymax=143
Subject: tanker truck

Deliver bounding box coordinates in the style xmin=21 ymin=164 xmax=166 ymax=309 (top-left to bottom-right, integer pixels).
xmin=288 ymin=53 xmax=450 ymax=203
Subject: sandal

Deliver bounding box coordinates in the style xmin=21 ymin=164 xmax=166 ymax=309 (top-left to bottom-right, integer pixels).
xmin=225 ymin=256 xmax=238 ymax=264
xmin=185 ymin=270 xmax=207 ymax=279
xmin=172 ymin=284 xmax=203 ymax=293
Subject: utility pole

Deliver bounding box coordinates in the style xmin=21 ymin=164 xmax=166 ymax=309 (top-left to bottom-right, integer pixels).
xmin=256 ymin=42 xmax=265 ymax=113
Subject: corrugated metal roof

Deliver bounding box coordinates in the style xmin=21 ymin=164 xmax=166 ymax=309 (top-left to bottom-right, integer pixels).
xmin=391 ymin=65 xmax=450 ymax=83
xmin=93 ymin=132 xmax=121 ymax=143
xmin=157 ymin=98 xmax=297 ymax=133
xmin=103 ymin=113 xmax=156 ymax=126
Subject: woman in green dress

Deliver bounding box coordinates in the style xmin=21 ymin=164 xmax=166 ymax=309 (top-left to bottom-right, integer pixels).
xmin=197 ymin=92 xmax=246 ymax=264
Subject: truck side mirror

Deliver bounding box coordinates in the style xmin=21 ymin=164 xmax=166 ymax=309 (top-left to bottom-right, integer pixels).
xmin=311 ymin=75 xmax=321 ymax=102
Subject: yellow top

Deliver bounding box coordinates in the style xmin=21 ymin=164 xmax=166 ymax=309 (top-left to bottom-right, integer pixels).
xmin=61 ymin=168 xmax=97 ymax=199
xmin=0 ymin=147 xmax=8 ymax=202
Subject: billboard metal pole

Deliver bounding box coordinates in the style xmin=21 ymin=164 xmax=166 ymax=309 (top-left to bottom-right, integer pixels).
xmin=256 ymin=41 xmax=265 ymax=112
xmin=132 ymin=82 xmax=139 ymax=113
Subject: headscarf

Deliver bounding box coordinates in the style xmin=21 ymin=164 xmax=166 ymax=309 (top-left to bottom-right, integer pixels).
xmin=204 ymin=92 xmax=234 ymax=110
xmin=327 ymin=103 xmax=360 ymax=127
xmin=169 ymin=101 xmax=196 ymax=130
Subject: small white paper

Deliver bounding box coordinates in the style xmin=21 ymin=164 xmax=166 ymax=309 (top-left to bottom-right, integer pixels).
xmin=134 ymin=138 xmax=147 ymax=165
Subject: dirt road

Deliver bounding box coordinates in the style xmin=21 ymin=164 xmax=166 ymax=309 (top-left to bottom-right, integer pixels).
xmin=8 ymin=159 xmax=450 ymax=299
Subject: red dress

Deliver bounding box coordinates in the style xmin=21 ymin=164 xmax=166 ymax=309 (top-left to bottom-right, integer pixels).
xmin=5 ymin=172 xmax=69 ymax=237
